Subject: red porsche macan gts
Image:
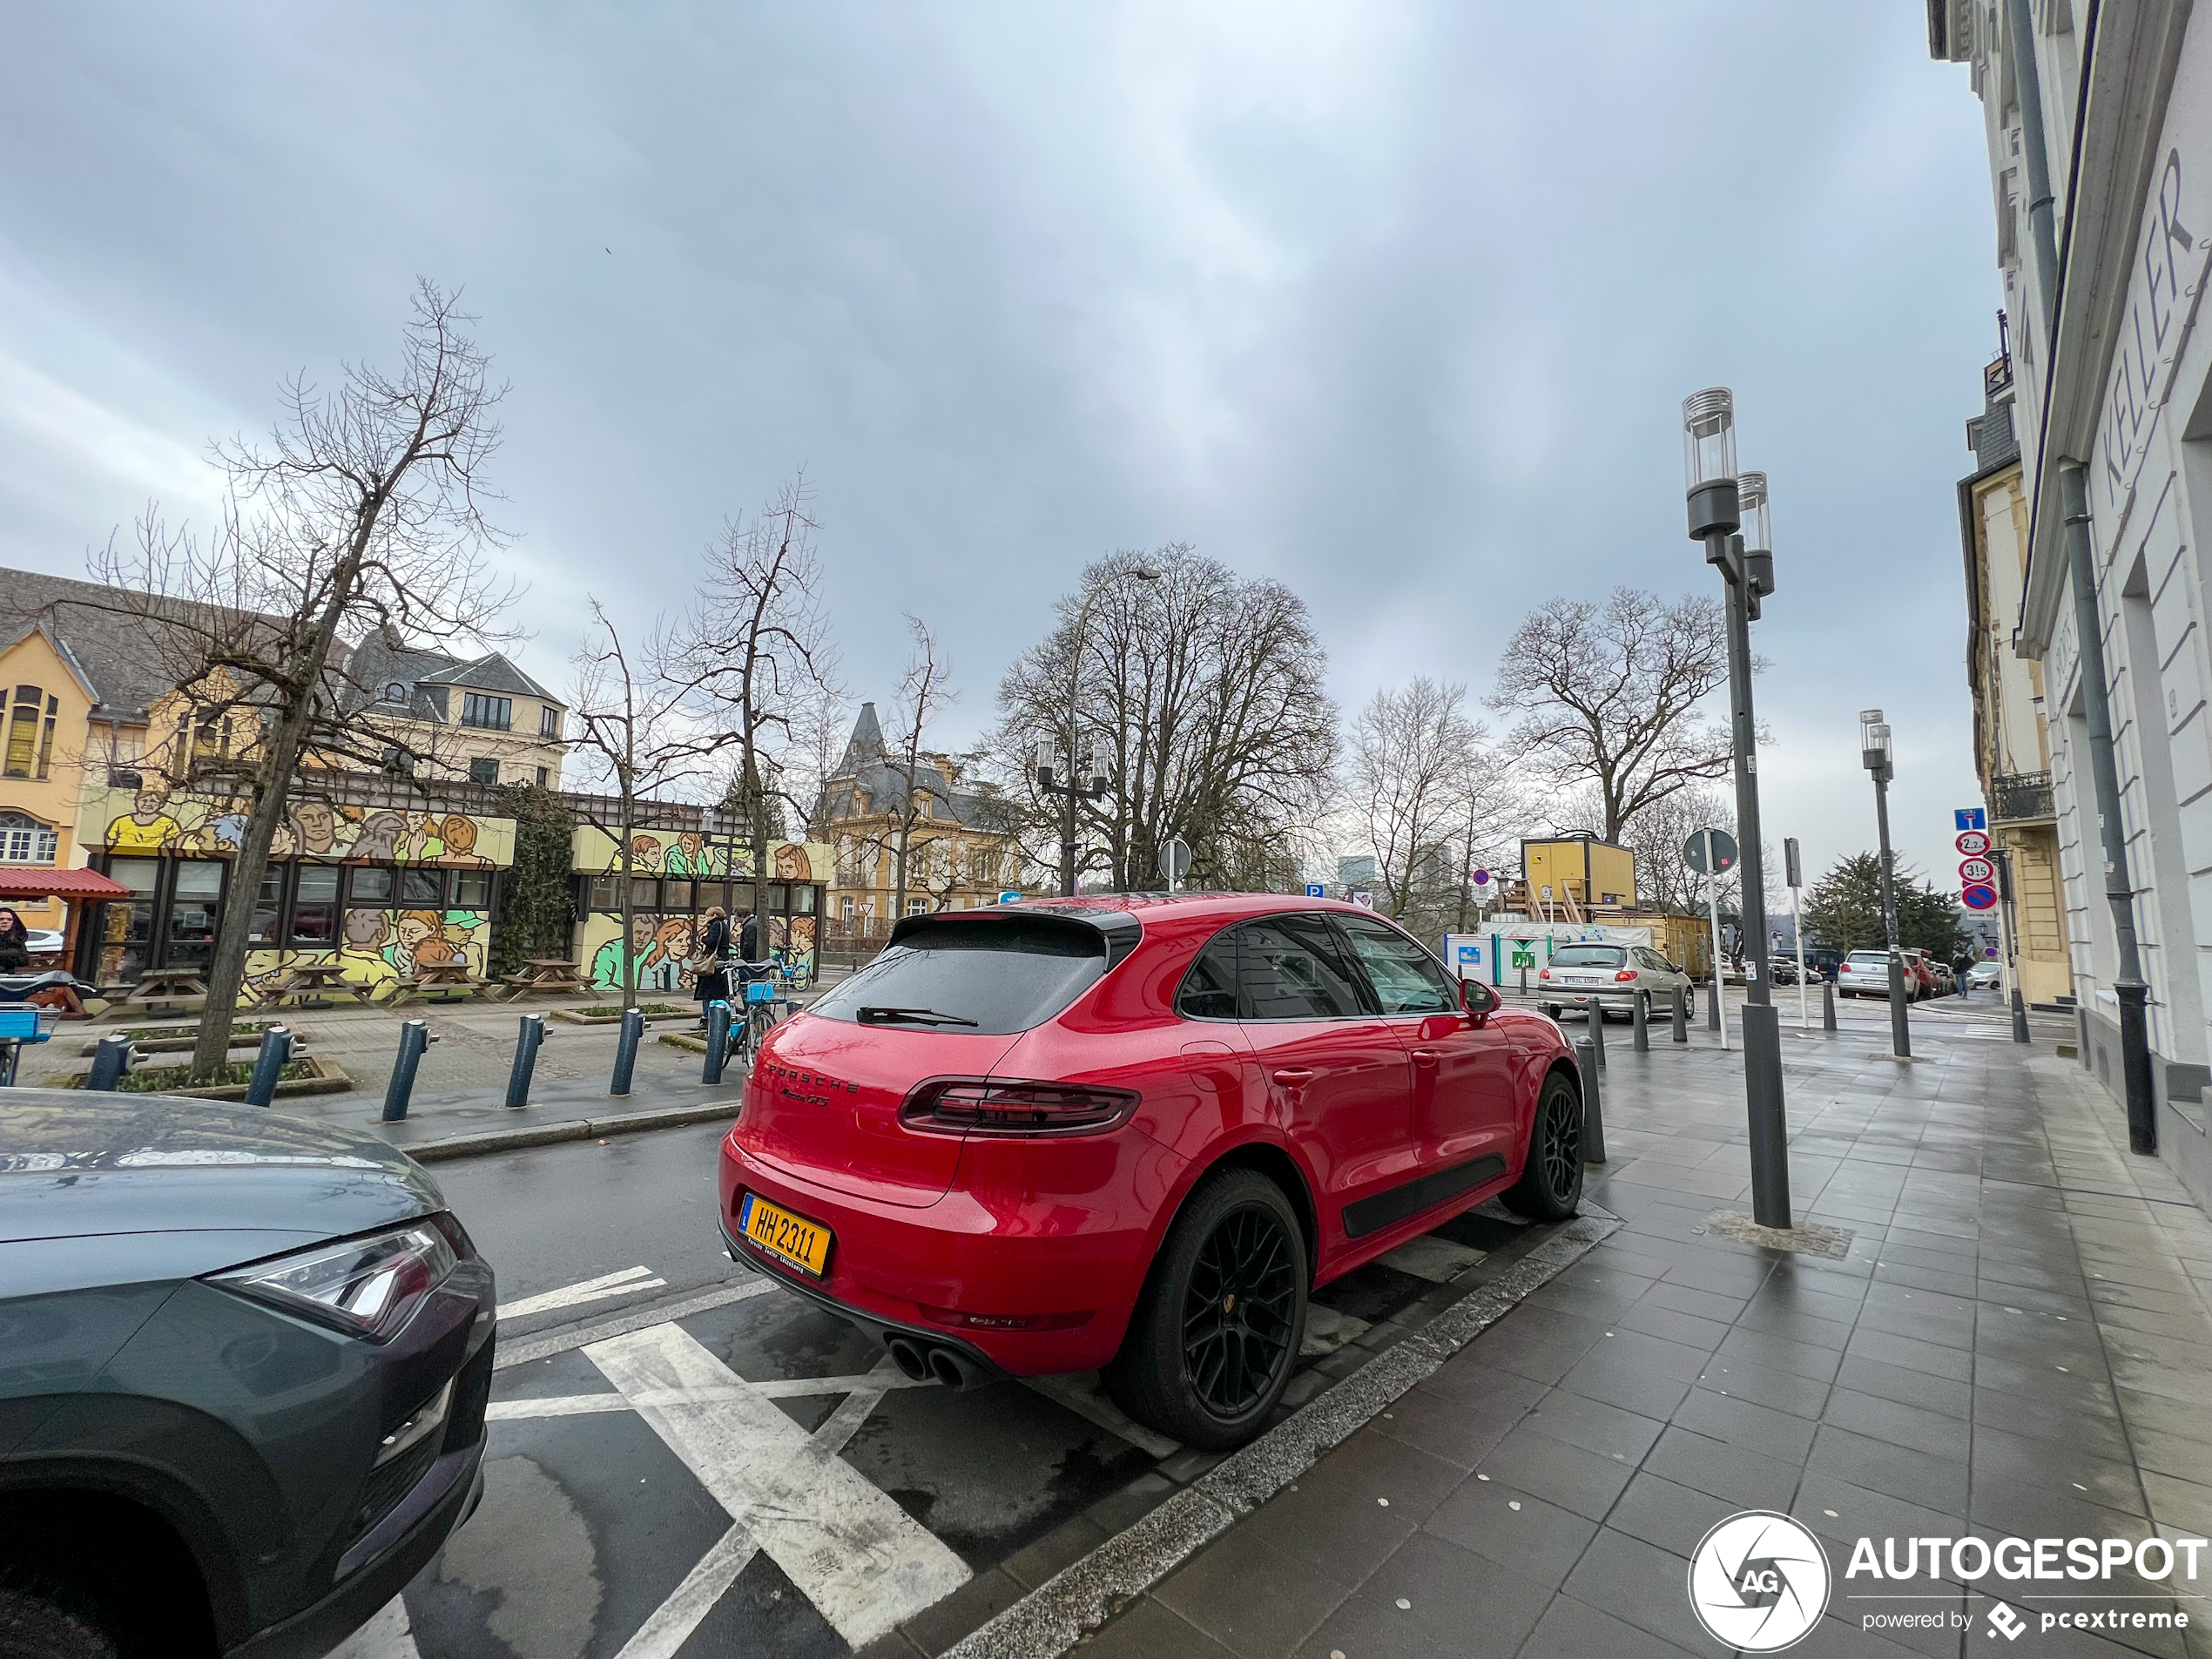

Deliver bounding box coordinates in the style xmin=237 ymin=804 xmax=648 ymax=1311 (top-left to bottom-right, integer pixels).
xmin=717 ymin=894 xmax=1584 ymax=1448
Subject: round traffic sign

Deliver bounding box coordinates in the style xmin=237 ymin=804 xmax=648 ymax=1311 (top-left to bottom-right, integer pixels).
xmin=1955 ymin=830 xmax=1991 ymax=857
xmin=1158 ymin=837 xmax=1192 ymax=881
xmin=1683 ymin=828 xmax=1739 ymax=875
xmin=1985 ymin=945 xmax=1999 ymax=958
xmin=1472 ymin=868 xmax=1490 ymax=885
xmin=1961 ymin=883 xmax=1999 ymax=911
xmin=1959 ymin=857 xmax=1995 ymax=884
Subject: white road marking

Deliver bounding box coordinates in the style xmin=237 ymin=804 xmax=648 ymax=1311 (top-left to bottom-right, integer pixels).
xmin=497 ymin=1265 xmax=666 ymax=1321
xmin=495 ymin=1278 xmax=775 ymax=1370
xmin=590 ymin=1325 xmax=970 ymax=1649
xmin=1377 ymin=1236 xmax=1487 ymax=1284
xmin=1023 ymin=1372 xmax=1182 ymax=1459
xmin=327 ymin=1595 xmax=419 ymax=1659
xmin=487 ymin=1372 xmax=936 ymax=1420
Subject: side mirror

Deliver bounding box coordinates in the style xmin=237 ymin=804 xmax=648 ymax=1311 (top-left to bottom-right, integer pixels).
xmin=1460 ymin=978 xmax=1499 ymax=1020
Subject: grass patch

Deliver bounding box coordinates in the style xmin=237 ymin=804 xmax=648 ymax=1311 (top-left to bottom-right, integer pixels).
xmin=122 ymin=1021 xmax=275 ymax=1042
xmin=577 ymin=1002 xmax=689 ymax=1018
xmin=118 ymin=1059 xmax=316 ymax=1093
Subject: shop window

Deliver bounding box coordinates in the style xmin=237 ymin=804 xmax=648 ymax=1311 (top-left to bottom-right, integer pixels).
xmin=454 ymin=871 xmax=491 ymax=909
xmin=248 ymin=866 xmax=287 ymax=943
xmin=469 ymin=757 xmax=501 ymax=785
xmin=662 ymin=880 xmax=694 ymax=912
xmin=291 ymin=866 xmax=339 ymax=944
xmin=792 ymin=883 xmax=816 ymax=914
xmin=3 ymin=685 xmax=55 ymax=780
xmin=768 ymin=882 xmax=789 ymax=911
xmin=0 ymin=811 xmax=57 ymax=864
xmin=168 ymin=860 xmax=224 ymax=967
xmin=588 ymin=876 xmax=618 ymax=911
xmin=628 ymin=877 xmax=660 ymax=910
xmin=348 ymin=867 xmax=396 ymax=905
xmin=400 ymin=868 xmax=446 ymax=907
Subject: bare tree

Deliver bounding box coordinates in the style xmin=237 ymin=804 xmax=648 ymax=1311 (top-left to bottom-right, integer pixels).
xmin=566 ymin=603 xmax=713 ymax=1004
xmin=1489 ymin=587 xmax=1732 ymax=843
xmin=875 ymin=619 xmax=958 ymax=920
xmin=992 ymin=549 xmax=1334 ymax=893
xmin=1347 ymin=678 xmax=1492 ymax=929
xmin=670 ymin=472 xmax=840 ymax=889
xmin=79 ymin=281 xmax=511 ymax=1081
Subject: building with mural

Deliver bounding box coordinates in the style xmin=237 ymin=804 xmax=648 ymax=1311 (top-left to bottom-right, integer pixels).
xmin=567 ymin=813 xmax=829 ymax=992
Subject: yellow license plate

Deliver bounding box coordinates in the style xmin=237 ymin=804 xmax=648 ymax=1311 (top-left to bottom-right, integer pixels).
xmin=741 ymin=1193 xmax=832 ymax=1277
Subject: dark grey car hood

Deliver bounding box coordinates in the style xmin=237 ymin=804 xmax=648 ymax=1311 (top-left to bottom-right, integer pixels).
xmin=0 ymin=1089 xmax=445 ymax=1258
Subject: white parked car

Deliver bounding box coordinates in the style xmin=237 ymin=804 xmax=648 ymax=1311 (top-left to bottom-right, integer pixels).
xmin=1837 ymin=949 xmax=1895 ymax=996
xmin=24 ymin=928 xmax=64 ymax=958
xmin=1966 ymin=960 xmax=2002 ymax=989
xmin=1535 ymin=942 xmax=1694 ymax=1022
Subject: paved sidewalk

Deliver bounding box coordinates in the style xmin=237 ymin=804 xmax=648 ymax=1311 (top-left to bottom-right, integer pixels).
xmin=1068 ymin=1013 xmax=2212 ymax=1658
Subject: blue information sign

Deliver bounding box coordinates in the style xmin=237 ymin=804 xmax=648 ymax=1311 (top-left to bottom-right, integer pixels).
xmin=1305 ymin=883 xmax=1326 ymax=898
xmin=1955 ymin=806 xmax=1987 ymax=832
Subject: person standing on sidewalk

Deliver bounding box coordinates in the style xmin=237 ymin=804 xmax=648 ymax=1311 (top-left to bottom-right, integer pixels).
xmin=691 ymin=906 xmax=731 ymax=1028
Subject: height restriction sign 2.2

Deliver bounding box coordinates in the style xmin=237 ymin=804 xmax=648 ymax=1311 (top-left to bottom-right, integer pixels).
xmin=1955 ymin=829 xmax=1991 ymax=858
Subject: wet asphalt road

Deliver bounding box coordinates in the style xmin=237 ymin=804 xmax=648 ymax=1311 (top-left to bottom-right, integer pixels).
xmin=344 ymin=1124 xmax=1558 ymax=1659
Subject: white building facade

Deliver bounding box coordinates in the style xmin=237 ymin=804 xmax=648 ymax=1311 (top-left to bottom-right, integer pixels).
xmin=1933 ymin=0 xmax=2212 ymax=1202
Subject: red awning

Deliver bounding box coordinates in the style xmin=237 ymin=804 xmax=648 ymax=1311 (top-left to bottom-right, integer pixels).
xmin=0 ymin=867 xmax=131 ymax=900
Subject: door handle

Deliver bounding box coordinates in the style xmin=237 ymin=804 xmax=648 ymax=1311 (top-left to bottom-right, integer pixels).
xmin=1271 ymin=1068 xmax=1314 ymax=1086
xmin=1411 ymin=1049 xmax=1440 ymax=1067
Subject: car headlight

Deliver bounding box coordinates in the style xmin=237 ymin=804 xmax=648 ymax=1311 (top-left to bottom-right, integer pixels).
xmin=211 ymin=1220 xmax=457 ymax=1342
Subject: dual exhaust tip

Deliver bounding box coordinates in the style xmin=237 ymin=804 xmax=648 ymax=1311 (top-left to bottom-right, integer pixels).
xmin=886 ymin=1334 xmax=987 ymax=1391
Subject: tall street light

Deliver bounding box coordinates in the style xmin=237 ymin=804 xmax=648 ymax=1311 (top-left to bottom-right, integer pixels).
xmin=1860 ymin=711 xmax=1912 ymax=1061
xmin=1684 ymin=388 xmax=1791 ymax=1231
xmin=1036 ymin=564 xmax=1162 ymax=896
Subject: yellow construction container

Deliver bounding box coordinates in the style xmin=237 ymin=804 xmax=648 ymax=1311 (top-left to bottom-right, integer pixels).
xmin=1520 ymin=836 xmax=1637 ymax=913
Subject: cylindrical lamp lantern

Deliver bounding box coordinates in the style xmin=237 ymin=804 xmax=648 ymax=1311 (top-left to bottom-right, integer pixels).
xmin=1683 ymin=388 xmax=1740 ymax=540
xmin=1859 ymin=712 xmax=1891 ymax=774
xmin=1738 ymin=470 xmax=1775 ymax=596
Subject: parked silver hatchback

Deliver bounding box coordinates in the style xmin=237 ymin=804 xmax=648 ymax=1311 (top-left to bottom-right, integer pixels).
xmin=1534 ymin=942 xmax=1694 ymax=1022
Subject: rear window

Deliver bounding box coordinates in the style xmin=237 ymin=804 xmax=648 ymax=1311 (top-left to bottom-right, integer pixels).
xmin=1548 ymin=946 xmax=1625 ymax=968
xmin=805 ymin=916 xmax=1110 ymax=1035
xmin=1845 ymin=951 xmax=1887 ymax=966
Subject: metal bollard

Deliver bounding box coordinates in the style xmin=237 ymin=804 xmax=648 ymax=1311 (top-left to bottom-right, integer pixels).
xmin=245 ymin=1026 xmax=293 ymax=1109
xmin=703 ymin=1000 xmax=733 ymax=1085
xmin=1575 ymin=1037 xmax=1608 ymax=1164
xmin=1823 ymin=978 xmax=1838 ymax=1033
xmin=85 ymin=1035 xmax=133 ymax=1092
xmin=382 ymin=1020 xmax=432 ymax=1121
xmin=505 ymin=1014 xmax=545 ymax=1109
xmin=610 ymin=1007 xmax=644 ymax=1096
xmin=2011 ymin=985 xmax=2031 ymax=1044
xmin=1671 ymin=984 xmax=1689 ymax=1043
xmin=1632 ymin=989 xmax=1649 ymax=1052
xmin=1588 ymin=1001 xmax=1608 ymax=1069
xmin=1708 ymin=978 xmax=1723 ymax=1030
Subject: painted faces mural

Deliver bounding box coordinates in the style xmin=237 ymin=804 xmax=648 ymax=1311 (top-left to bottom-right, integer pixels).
xmin=85 ymin=783 xmax=516 ymax=867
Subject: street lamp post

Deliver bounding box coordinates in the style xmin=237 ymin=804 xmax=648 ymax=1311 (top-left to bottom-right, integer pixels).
xmin=1860 ymin=711 xmax=1912 ymax=1061
xmin=1684 ymin=389 xmax=1791 ymax=1231
xmin=1035 ymin=565 xmax=1162 ymax=896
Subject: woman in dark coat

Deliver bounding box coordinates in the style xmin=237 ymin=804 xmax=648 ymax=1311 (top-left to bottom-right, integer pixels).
xmin=691 ymin=906 xmax=731 ymax=1024
xmin=0 ymin=908 xmax=29 ymax=974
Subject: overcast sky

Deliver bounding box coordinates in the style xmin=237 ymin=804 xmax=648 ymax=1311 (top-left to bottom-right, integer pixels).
xmin=0 ymin=2 xmax=2003 ymax=894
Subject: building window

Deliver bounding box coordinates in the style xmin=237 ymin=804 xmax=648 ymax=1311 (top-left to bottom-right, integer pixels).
xmin=540 ymin=706 xmax=563 ymax=739
xmin=907 ymin=897 xmax=928 ymax=916
xmin=536 ymin=765 xmax=549 ymax=786
xmin=840 ymin=895 xmax=854 ymax=923
xmin=0 ymin=811 xmax=57 ymax=864
xmin=290 ymin=865 xmax=339 ymax=945
xmin=469 ymin=757 xmax=501 ymax=785
xmin=462 ymin=694 xmax=512 ymax=731
xmin=4 ymin=685 xmax=56 ymax=781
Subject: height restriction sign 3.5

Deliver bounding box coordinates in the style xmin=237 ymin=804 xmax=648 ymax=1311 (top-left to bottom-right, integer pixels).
xmin=1955 ymin=829 xmax=1991 ymax=857
xmin=1959 ymin=857 xmax=1995 ymax=884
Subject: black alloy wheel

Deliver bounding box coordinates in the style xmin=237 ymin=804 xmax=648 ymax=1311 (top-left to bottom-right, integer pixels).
xmin=1106 ymin=1168 xmax=1308 ymax=1450
xmin=1182 ymin=1203 xmax=1300 ymax=1419
xmin=1502 ymin=1069 xmax=1584 ymax=1221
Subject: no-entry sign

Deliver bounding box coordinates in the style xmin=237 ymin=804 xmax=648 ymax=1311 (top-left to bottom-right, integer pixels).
xmin=1955 ymin=830 xmax=1991 ymax=857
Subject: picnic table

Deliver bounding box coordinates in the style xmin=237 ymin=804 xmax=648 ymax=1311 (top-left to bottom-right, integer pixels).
xmin=394 ymin=961 xmax=488 ymax=1004
xmin=501 ymin=958 xmax=593 ymax=1000
xmin=116 ymin=967 xmax=212 ymax=1011
xmin=257 ymin=960 xmax=384 ymax=1008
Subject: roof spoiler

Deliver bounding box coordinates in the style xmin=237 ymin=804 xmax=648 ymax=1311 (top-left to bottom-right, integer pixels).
xmin=886 ymin=906 xmax=1143 ymax=968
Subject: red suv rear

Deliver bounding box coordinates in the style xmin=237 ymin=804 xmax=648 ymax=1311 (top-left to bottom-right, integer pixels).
xmin=718 ymin=894 xmax=1581 ymax=1448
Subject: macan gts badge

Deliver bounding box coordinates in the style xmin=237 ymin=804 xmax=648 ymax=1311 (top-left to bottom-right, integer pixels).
xmin=718 ymin=894 xmax=1585 ymax=1448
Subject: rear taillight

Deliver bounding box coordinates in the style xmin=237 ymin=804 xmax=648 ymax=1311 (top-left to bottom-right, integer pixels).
xmin=1538 ymin=968 xmax=1550 ymax=980
xmin=1614 ymin=970 xmax=1637 ymax=981
xmin=901 ymin=1077 xmax=1137 ymax=1136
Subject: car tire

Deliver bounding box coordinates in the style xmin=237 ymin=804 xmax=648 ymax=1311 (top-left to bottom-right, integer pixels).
xmin=1539 ymin=1003 xmax=1561 ymax=1021
xmin=1502 ymin=1069 xmax=1584 ymax=1222
xmin=0 ymin=1569 xmax=122 ymax=1659
xmin=1106 ymin=1168 xmax=1307 ymax=1452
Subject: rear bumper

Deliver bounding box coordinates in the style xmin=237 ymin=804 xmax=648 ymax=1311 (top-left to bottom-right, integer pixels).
xmin=718 ymin=1129 xmax=1158 ymax=1375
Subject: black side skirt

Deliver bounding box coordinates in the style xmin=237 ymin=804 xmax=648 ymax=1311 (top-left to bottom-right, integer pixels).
xmin=1340 ymin=1153 xmax=1508 ymax=1240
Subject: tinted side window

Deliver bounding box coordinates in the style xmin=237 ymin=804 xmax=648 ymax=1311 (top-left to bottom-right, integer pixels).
xmin=1334 ymin=915 xmax=1458 ymax=1015
xmin=1177 ymin=929 xmax=1241 ymax=1019
xmin=1239 ymin=916 xmax=1369 ymax=1020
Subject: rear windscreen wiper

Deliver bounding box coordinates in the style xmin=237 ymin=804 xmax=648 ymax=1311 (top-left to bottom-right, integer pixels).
xmin=855 ymin=1006 xmax=981 ymax=1027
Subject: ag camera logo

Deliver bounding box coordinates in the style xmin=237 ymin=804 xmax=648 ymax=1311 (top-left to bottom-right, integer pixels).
xmin=1688 ymin=1510 xmax=1831 ymax=1651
